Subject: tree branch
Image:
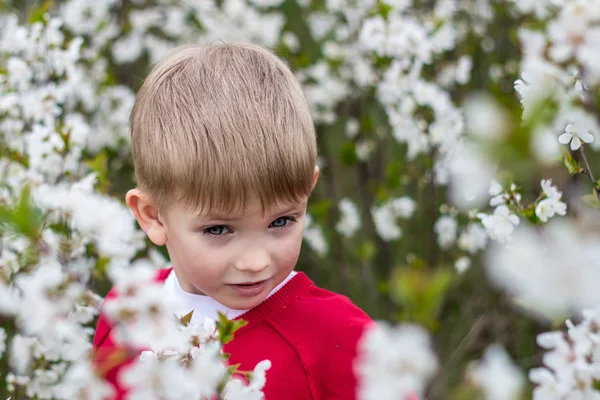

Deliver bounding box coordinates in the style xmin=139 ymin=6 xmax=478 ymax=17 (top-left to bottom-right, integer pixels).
xmin=577 ymin=145 xmax=600 ymax=201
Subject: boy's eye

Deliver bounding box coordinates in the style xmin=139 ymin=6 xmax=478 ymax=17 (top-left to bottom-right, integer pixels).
xmin=270 ymin=216 xmax=295 ymax=228
xmin=204 ymin=225 xmax=229 ymax=236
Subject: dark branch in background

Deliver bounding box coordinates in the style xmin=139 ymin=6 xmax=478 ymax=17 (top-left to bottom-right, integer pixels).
xmin=578 ymin=146 xmax=600 ymax=201
xmin=356 ymin=160 xmax=390 ymax=318
xmin=321 ymin=152 xmax=350 ymax=295
xmin=574 ymin=69 xmax=600 ymax=201
xmin=426 ymin=146 xmax=439 ymax=269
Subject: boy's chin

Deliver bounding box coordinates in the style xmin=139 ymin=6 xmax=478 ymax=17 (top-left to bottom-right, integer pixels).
xmin=220 ymin=287 xmax=270 ymax=310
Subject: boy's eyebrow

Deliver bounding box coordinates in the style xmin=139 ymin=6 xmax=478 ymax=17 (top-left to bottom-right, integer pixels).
xmin=199 ymin=205 xmax=304 ymax=221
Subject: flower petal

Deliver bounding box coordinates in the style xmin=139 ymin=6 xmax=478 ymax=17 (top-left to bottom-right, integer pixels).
xmin=558 ymin=132 xmax=572 ymax=145
xmin=580 ymin=131 xmax=595 ymax=143
xmin=571 ymin=138 xmax=582 ymax=151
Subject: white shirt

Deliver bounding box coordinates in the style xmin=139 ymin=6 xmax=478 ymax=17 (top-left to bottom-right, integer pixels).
xmin=163 ymin=269 xmax=297 ymax=324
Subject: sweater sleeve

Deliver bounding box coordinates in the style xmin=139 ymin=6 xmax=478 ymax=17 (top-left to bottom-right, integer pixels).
xmin=278 ymin=292 xmax=373 ymax=400
xmin=312 ymin=301 xmax=373 ymax=400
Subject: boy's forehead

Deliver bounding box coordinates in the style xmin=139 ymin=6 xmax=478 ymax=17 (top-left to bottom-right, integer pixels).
xmin=189 ymin=197 xmax=308 ymax=220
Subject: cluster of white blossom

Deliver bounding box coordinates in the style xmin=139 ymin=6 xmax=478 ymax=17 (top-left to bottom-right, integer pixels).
xmin=371 ymin=196 xmax=416 ymax=241
xmin=434 ymin=215 xmax=458 ymax=249
xmin=355 ymin=322 xmax=438 ymax=400
xmin=0 ymin=12 xmax=144 ymax=398
xmin=529 ymin=305 xmax=600 ymax=399
xmin=303 ymin=214 xmax=329 ymax=257
xmin=0 ymin=4 xmax=278 ymax=398
xmin=466 ymin=344 xmax=525 ymax=400
xmin=60 ymin=0 xmax=285 ymax=67
xmin=336 ymin=198 xmax=362 ymax=238
xmin=100 ymin=264 xmax=270 ymax=399
xmin=486 ymin=218 xmax=600 ymax=319
xmin=514 ymin=2 xmax=600 ymax=159
xmin=4 ymin=0 xmax=600 ymax=398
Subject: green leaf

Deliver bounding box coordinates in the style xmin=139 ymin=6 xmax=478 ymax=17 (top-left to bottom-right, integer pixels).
xmin=385 ymin=160 xmax=403 ymax=191
xmin=0 ymin=186 xmax=44 ymax=239
xmin=179 ymin=310 xmax=194 ymax=326
xmin=94 ymin=256 xmax=110 ymax=278
xmin=390 ymin=266 xmax=454 ymax=330
xmin=582 ymin=193 xmax=600 ymax=209
xmin=215 ymin=312 xmax=247 ymax=344
xmin=84 ymin=152 xmax=109 ymax=193
xmin=307 ymin=199 xmax=333 ymax=220
xmin=519 ymin=204 xmax=538 ymax=224
xmin=227 ymin=363 xmax=241 ymax=375
xmin=28 ymin=0 xmax=52 ymax=24
xmin=357 ymin=240 xmax=376 ymax=264
xmin=339 ymin=142 xmax=359 ymax=165
xmin=563 ymin=153 xmax=583 ymax=175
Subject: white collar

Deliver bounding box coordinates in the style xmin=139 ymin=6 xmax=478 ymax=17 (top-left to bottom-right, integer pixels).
xmin=163 ymin=270 xmax=297 ymax=324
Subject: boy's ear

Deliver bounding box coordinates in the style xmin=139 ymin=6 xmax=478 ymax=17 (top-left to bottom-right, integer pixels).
xmin=311 ymin=166 xmax=320 ymax=191
xmin=126 ymin=189 xmax=168 ymax=246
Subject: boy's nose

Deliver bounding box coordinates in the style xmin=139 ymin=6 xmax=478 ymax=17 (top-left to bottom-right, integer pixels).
xmin=234 ymin=246 xmax=270 ymax=273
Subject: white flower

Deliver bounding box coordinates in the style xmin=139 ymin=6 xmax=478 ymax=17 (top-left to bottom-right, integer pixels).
xmin=444 ymin=140 xmax=497 ymax=210
xmin=558 ymin=123 xmax=594 ymax=151
xmin=463 ymin=93 xmax=510 ymax=140
xmin=511 ymin=0 xmax=565 ymax=19
xmin=455 ymin=55 xmax=472 ymax=85
xmin=304 ymin=214 xmax=329 ymax=257
xmin=336 ymin=198 xmax=361 ymax=238
xmin=529 ymin=306 xmax=600 ymax=399
xmin=467 ymin=344 xmax=524 ymax=400
xmin=359 ymin=16 xmax=387 ymax=54
xmin=0 ymin=327 xmax=6 ymax=359
xmin=458 ymin=223 xmax=489 ymax=254
xmin=103 ymin=265 xmax=187 ymax=351
xmin=346 ymin=118 xmax=360 ymax=138
xmin=281 ymin=32 xmax=300 ymax=52
xmin=531 ymin=126 xmax=562 ymax=164
xmin=485 ymin=219 xmax=600 ymax=318
xmin=390 ymin=197 xmax=417 ymax=219
xmin=223 ymin=360 xmax=271 ymax=400
xmin=0 ymin=280 xmax=19 ymax=315
xmin=356 ymin=322 xmax=438 ymax=400
xmin=356 ymin=140 xmax=375 ymax=161
xmin=10 ymin=334 xmax=43 ymax=374
xmin=7 ymin=57 xmax=33 ymax=91
xmin=515 ymin=58 xmax=572 ymax=122
xmin=434 ymin=215 xmax=457 ymax=249
xmin=372 ymin=197 xmax=417 ymax=241
xmin=454 ymin=256 xmax=471 ymax=274
xmin=54 ymin=361 xmax=114 ymax=400
xmin=489 ymin=180 xmax=503 ymax=197
xmin=535 ymin=179 xmax=567 ymax=222
xmin=477 ymin=206 xmax=519 ymax=244
xmin=122 ymin=344 xmax=226 ymax=399
xmin=372 ymin=205 xmax=402 ymax=241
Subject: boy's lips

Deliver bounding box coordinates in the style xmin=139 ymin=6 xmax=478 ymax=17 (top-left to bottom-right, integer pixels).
xmin=227 ymin=279 xmax=269 ymax=297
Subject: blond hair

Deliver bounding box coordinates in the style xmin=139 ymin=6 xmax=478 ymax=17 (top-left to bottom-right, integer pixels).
xmin=130 ymin=42 xmax=317 ymax=214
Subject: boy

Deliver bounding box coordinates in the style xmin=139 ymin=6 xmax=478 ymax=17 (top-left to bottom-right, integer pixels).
xmin=92 ymin=42 xmax=373 ymax=399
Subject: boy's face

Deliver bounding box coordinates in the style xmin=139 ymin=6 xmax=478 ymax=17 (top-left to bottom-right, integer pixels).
xmin=160 ymin=197 xmax=308 ymax=310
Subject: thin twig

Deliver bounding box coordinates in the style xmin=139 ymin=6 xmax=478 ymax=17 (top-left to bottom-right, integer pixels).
xmin=425 ymin=315 xmax=488 ymax=399
xmin=578 ymin=146 xmax=600 ymax=201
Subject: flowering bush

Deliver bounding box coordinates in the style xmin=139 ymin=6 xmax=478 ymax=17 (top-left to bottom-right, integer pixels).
xmin=2 ymin=0 xmax=600 ymax=399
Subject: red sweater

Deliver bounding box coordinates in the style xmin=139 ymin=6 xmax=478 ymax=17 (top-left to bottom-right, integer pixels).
xmin=92 ymin=269 xmax=373 ymax=400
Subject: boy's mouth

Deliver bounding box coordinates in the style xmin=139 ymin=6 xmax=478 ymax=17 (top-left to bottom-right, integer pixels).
xmin=227 ymin=279 xmax=268 ymax=297
xmin=236 ymin=280 xmax=265 ymax=286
